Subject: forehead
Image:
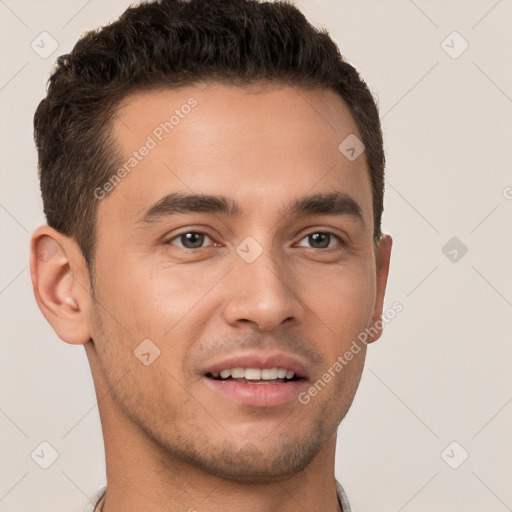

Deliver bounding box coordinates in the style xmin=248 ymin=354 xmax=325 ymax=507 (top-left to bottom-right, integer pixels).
xmin=114 ymin=82 xmax=360 ymax=155
xmin=102 ymin=83 xmax=372 ymax=227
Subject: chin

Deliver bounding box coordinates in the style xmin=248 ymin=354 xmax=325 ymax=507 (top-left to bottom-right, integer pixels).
xmin=169 ymin=435 xmax=326 ymax=483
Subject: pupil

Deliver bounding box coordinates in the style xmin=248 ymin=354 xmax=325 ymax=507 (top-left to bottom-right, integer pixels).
xmin=182 ymin=232 xmax=204 ymax=248
xmin=310 ymin=233 xmax=329 ymax=248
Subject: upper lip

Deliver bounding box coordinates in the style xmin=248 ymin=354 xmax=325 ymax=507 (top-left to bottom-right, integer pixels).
xmin=202 ymin=351 xmax=309 ymax=379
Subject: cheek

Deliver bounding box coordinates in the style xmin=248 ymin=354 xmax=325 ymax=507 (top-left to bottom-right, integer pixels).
xmin=96 ymin=255 xmax=229 ymax=339
xmin=299 ymin=259 xmax=376 ymax=344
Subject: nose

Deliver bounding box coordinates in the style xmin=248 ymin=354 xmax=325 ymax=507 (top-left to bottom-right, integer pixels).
xmin=221 ymin=246 xmax=304 ymax=332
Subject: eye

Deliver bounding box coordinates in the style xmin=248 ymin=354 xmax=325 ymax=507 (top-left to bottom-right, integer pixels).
xmin=167 ymin=231 xmax=215 ymax=249
xmin=296 ymin=232 xmax=344 ymax=249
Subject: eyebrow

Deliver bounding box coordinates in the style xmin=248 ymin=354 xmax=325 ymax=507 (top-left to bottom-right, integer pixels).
xmin=136 ymin=191 xmax=366 ymax=228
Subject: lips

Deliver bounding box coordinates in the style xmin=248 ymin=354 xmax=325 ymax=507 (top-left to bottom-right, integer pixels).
xmin=201 ymin=351 xmax=309 ymax=407
xmin=202 ymin=351 xmax=307 ymax=380
xmin=210 ymin=367 xmax=296 ymax=381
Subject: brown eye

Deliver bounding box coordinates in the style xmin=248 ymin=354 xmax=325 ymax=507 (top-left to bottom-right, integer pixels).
xmin=168 ymin=232 xmax=213 ymax=249
xmin=296 ymin=232 xmax=342 ymax=249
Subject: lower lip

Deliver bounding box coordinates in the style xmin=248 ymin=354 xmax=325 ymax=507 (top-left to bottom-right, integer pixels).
xmin=203 ymin=377 xmax=307 ymax=407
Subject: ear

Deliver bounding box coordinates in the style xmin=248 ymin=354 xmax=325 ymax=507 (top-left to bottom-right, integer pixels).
xmin=30 ymin=225 xmax=93 ymax=345
xmin=366 ymin=234 xmax=393 ymax=344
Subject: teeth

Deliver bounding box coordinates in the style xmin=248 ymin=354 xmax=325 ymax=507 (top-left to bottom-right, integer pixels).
xmin=245 ymin=368 xmax=262 ymax=380
xmin=261 ymin=368 xmax=278 ymax=380
xmin=213 ymin=367 xmax=296 ymax=381
xmin=277 ymin=368 xmax=287 ymax=379
xmin=231 ymin=367 xmax=245 ymax=378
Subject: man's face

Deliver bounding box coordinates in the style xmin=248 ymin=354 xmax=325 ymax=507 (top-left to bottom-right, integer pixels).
xmin=87 ymin=83 xmax=390 ymax=481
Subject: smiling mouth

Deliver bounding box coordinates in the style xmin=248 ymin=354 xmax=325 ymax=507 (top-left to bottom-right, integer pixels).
xmin=205 ymin=367 xmax=303 ymax=384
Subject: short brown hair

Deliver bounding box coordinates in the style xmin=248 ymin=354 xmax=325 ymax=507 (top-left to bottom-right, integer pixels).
xmin=34 ymin=0 xmax=385 ymax=272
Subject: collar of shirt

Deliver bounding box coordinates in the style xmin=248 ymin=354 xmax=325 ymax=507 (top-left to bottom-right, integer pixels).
xmin=83 ymin=481 xmax=352 ymax=512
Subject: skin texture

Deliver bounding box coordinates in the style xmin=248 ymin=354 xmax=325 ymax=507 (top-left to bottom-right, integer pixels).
xmin=30 ymin=83 xmax=392 ymax=512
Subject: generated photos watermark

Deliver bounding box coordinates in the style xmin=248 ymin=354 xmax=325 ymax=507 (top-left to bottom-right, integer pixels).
xmin=93 ymin=97 xmax=198 ymax=200
xmin=298 ymin=301 xmax=404 ymax=405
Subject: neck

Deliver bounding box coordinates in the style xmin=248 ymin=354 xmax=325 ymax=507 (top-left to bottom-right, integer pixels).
xmin=95 ymin=394 xmax=340 ymax=511
xmin=86 ymin=345 xmax=342 ymax=512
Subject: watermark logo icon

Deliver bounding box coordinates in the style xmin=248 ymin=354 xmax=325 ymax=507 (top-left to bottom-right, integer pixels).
xmin=441 ymin=31 xmax=469 ymax=59
xmin=31 ymin=31 xmax=59 ymax=59
xmin=442 ymin=236 xmax=468 ymax=263
xmin=441 ymin=441 xmax=469 ymax=469
xmin=31 ymin=441 xmax=59 ymax=469
xmin=37 ymin=237 xmax=58 ymax=262
xmin=338 ymin=134 xmax=365 ymax=162
xmin=134 ymin=339 xmax=161 ymax=366
xmin=236 ymin=237 xmax=263 ymax=263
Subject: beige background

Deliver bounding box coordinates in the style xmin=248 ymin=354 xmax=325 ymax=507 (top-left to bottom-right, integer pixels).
xmin=1 ymin=1 xmax=511 ymax=510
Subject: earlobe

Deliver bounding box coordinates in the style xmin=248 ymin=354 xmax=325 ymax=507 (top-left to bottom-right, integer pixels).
xmin=366 ymin=234 xmax=393 ymax=344
xmin=30 ymin=226 xmax=92 ymax=345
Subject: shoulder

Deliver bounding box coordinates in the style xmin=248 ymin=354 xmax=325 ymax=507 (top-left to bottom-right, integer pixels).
xmin=335 ymin=480 xmax=352 ymax=512
xmin=81 ymin=485 xmax=106 ymax=512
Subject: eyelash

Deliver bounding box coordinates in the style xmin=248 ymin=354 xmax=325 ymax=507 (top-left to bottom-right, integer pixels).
xmin=165 ymin=230 xmax=346 ymax=250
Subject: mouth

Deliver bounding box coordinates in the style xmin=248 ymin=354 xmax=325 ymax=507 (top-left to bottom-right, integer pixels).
xmin=206 ymin=366 xmax=302 ymax=384
xmin=201 ymin=353 xmax=308 ymax=407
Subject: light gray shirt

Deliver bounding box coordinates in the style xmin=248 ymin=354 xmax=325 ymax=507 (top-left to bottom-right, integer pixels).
xmin=83 ymin=481 xmax=352 ymax=511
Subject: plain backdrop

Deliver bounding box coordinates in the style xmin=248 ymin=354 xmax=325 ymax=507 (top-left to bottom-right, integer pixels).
xmin=1 ymin=1 xmax=511 ymax=511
